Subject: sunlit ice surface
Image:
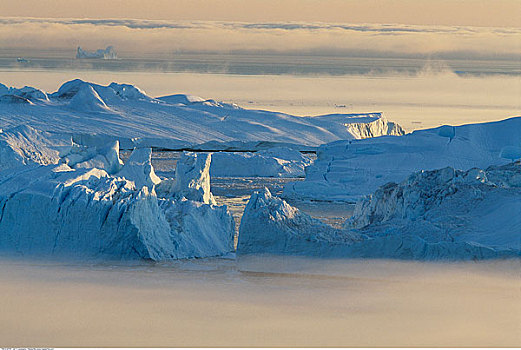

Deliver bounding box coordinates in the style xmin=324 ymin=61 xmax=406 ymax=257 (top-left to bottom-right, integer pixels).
xmin=1 ymin=56 xmax=519 ymax=132
xmin=0 ymin=256 xmax=519 ymax=347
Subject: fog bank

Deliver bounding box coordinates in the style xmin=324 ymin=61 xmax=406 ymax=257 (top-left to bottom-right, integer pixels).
xmin=0 ymin=257 xmax=519 ymax=347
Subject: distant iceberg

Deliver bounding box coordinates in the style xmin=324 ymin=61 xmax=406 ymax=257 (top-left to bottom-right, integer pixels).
xmin=76 ymin=46 xmax=117 ymax=59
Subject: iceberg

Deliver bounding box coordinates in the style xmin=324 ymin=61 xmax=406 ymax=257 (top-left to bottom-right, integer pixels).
xmin=0 ymin=79 xmax=405 ymax=151
xmin=237 ymin=188 xmax=362 ymax=256
xmin=210 ymin=147 xmax=313 ymax=177
xmin=284 ymin=117 xmax=521 ymax=202
xmin=0 ymin=144 xmax=235 ymax=260
xmin=76 ymin=46 xmax=117 ymax=59
xmin=347 ymin=162 xmax=521 ymax=253
xmin=117 ymin=147 xmax=161 ymax=189
xmin=238 ymin=162 xmax=520 ymax=260
xmin=169 ymin=152 xmax=215 ymax=205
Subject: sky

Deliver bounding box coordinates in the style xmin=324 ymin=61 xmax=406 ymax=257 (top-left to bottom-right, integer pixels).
xmin=1 ymin=0 xmax=520 ymax=27
xmin=0 ymin=1 xmax=519 ymax=60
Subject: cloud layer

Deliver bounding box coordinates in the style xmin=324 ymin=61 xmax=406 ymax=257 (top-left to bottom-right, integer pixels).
xmin=1 ymin=17 xmax=520 ymax=60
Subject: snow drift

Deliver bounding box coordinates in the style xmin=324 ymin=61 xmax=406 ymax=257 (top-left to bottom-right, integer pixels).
xmin=0 ymin=79 xmax=404 ymax=151
xmin=284 ymin=117 xmax=521 ymax=202
xmin=239 ymin=162 xmax=521 ymax=260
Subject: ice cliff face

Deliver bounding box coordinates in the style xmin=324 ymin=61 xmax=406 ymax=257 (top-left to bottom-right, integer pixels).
xmin=0 ymin=141 xmax=235 ymax=260
xmin=284 ymin=117 xmax=521 ymax=202
xmin=238 ymin=163 xmax=520 ymax=260
xmin=0 ymin=79 xmax=405 ymax=150
xmin=210 ymin=147 xmax=313 ymax=177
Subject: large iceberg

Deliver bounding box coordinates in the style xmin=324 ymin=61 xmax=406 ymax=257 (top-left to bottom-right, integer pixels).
xmin=347 ymin=162 xmax=521 ymax=253
xmin=210 ymin=147 xmax=313 ymax=177
xmin=0 ymin=141 xmax=235 ymax=260
xmin=0 ymin=79 xmax=404 ymax=151
xmin=238 ymin=162 xmax=520 ymax=260
xmin=284 ymin=117 xmax=521 ymax=202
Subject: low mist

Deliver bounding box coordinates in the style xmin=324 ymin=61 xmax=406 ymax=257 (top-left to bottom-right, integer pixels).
xmin=0 ymin=257 xmax=519 ymax=347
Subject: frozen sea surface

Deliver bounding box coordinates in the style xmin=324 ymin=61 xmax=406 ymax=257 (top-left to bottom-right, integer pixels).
xmin=0 ymin=256 xmax=519 ymax=347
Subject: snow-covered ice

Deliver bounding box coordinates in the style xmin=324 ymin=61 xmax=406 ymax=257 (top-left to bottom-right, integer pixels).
xmin=210 ymin=147 xmax=313 ymax=177
xmin=0 ymin=125 xmax=71 ymax=171
xmin=0 ymin=79 xmax=404 ymax=150
xmin=0 ymin=144 xmax=234 ymax=260
xmin=284 ymin=117 xmax=521 ymax=202
xmin=237 ymin=188 xmax=361 ymax=255
xmin=239 ymin=162 xmax=520 ymax=260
